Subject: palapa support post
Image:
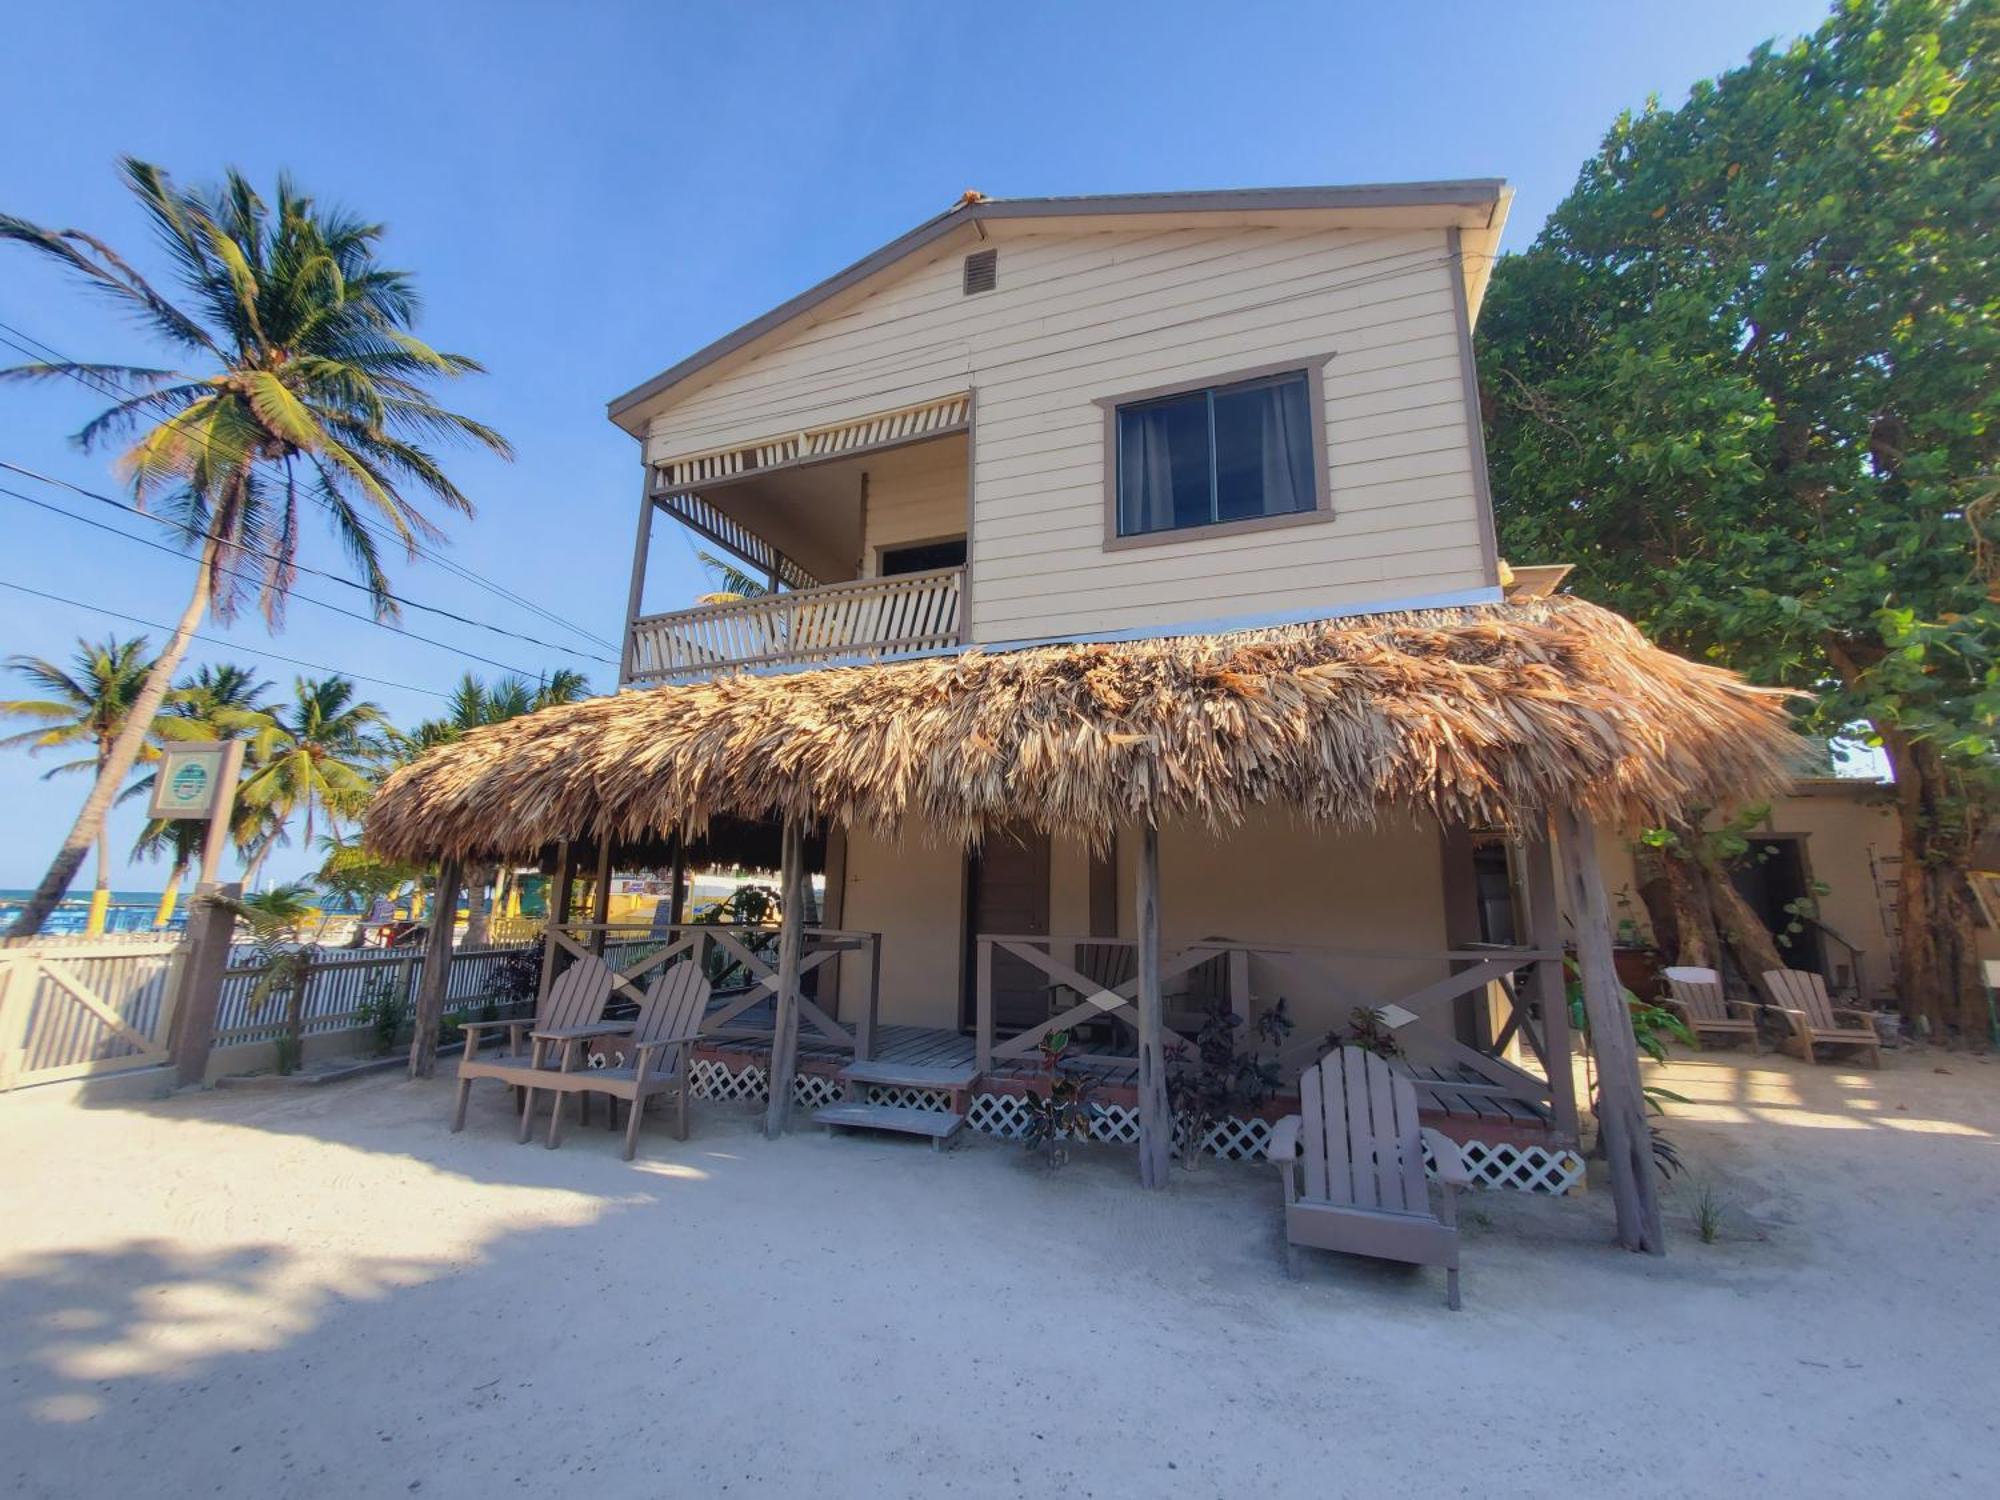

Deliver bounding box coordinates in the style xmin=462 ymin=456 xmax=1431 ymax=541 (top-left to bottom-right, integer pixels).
xmin=1554 ymin=807 xmax=1665 ymax=1253
xmin=538 ymin=839 xmax=578 ymax=1006
xmin=667 ymin=832 xmax=688 ymax=927
xmin=408 ymin=856 xmax=462 ymax=1080
xmin=1521 ymin=827 xmax=1580 ymax=1145
xmin=587 ymin=840 xmax=614 ymax=956
xmin=166 ymin=880 xmax=243 ymax=1087
xmin=763 ymin=817 xmax=807 ymax=1139
xmin=1135 ymin=823 xmax=1171 ymax=1189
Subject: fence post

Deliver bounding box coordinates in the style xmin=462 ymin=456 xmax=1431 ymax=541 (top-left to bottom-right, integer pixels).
xmin=168 ymin=882 xmax=242 ymax=1088
xmin=0 ymin=952 xmax=28 ymax=1091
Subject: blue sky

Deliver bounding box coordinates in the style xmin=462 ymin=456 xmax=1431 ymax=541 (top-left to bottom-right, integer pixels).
xmin=0 ymin=0 xmax=1836 ymax=892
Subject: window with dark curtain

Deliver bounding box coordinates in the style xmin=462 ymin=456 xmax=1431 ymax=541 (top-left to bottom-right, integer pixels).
xmin=1115 ymin=370 xmax=1317 ymax=538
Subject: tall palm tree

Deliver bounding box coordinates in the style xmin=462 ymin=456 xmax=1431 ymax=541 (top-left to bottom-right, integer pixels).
xmin=1 ymin=637 xmax=167 ymax=932
xmin=0 ymin=159 xmax=510 ymax=935
xmin=130 ymin=661 xmax=276 ymax=923
xmin=237 ymin=675 xmax=385 ymax=888
xmin=388 ymin=669 xmax=592 ymax=942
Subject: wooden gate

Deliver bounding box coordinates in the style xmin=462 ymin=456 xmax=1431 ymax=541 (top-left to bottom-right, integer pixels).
xmin=0 ymin=936 xmax=186 ymax=1089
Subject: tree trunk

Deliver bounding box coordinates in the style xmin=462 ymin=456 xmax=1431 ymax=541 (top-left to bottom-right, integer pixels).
xmin=1880 ymin=729 xmax=1989 ymax=1046
xmin=86 ymin=818 xmax=113 ymax=936
xmin=241 ymin=839 xmax=274 ymax=892
xmin=153 ymin=855 xmax=190 ymax=928
xmin=1632 ymin=819 xmax=1785 ymax=995
xmin=7 ymin=536 xmax=220 ymax=938
xmin=464 ymin=863 xmax=494 ymax=947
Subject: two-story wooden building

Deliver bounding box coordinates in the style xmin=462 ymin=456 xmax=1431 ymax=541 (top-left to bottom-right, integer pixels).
xmin=368 ymin=183 xmax=1800 ymax=1208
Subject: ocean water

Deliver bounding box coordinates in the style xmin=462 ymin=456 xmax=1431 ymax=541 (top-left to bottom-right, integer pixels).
xmin=0 ymin=889 xmax=179 ymax=935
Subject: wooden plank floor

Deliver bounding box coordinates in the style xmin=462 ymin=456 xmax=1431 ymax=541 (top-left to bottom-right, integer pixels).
xmin=697 ymin=996 xmax=1550 ymax=1128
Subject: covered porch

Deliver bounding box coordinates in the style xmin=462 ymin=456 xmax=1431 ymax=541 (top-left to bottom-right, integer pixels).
xmin=620 ymin=393 xmax=971 ymax=683
xmin=367 ymin=594 xmax=1800 ymax=1250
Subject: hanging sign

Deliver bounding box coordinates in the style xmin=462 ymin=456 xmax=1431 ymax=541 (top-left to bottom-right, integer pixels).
xmin=147 ymin=742 xmax=229 ymax=820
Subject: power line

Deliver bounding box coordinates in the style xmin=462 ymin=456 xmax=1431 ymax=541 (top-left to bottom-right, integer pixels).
xmin=0 ymin=461 xmax=618 ymax=667
xmin=0 ymin=577 xmax=453 ymax=699
xmin=0 ymin=316 xmax=619 ymax=650
xmin=0 ymin=480 xmax=587 ymax=680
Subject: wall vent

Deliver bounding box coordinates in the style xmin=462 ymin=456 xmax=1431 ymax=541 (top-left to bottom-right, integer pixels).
xmin=962 ymin=248 xmax=998 ymax=295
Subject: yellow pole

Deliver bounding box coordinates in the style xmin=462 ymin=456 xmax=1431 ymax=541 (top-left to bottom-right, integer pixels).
xmin=86 ymin=886 xmax=112 ymax=936
xmin=153 ymin=881 xmax=181 ymax=928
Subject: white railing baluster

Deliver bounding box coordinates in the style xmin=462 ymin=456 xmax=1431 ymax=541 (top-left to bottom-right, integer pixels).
xmin=627 ymin=566 xmax=965 ymax=683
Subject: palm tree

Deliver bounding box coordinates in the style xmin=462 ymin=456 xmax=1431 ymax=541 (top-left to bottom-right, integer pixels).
xmin=1 ymin=637 xmax=167 ymax=932
xmin=237 ymin=675 xmax=385 ymax=888
xmin=389 ymin=669 xmax=592 ymax=942
xmin=0 ymin=160 xmax=510 ymax=935
xmin=130 ymin=662 xmax=276 ymax=924
xmin=695 ymin=550 xmax=772 ymax=600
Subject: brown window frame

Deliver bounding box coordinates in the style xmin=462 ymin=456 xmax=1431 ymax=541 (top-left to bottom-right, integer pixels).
xmin=1095 ymin=354 xmax=1336 ymax=552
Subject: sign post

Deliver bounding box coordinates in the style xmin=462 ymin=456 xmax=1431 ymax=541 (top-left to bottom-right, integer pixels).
xmin=152 ymin=740 xmax=246 ymax=1089
xmin=149 ymin=740 xmax=247 ymax=886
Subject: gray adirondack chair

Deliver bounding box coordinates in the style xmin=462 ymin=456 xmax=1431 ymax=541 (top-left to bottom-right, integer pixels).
xmin=1759 ymin=968 xmax=1882 ymax=1067
xmin=450 ymin=951 xmax=619 ymax=1136
xmin=1661 ymin=965 xmax=1760 ymax=1051
xmin=1268 ymin=1048 xmax=1472 ymax=1309
xmin=533 ymin=960 xmax=712 ymax=1160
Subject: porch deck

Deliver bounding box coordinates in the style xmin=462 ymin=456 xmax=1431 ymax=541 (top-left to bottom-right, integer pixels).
xmin=694 ymin=998 xmax=1554 ymax=1136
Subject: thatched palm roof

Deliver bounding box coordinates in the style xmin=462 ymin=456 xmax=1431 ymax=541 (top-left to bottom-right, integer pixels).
xmin=363 ymin=596 xmax=1802 ymax=861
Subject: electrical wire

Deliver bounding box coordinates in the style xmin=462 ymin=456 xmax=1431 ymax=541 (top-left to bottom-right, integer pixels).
xmin=0 ymin=481 xmax=590 ymax=679
xmin=0 ymin=464 xmax=617 ymax=668
xmin=0 ymin=577 xmax=453 ymax=698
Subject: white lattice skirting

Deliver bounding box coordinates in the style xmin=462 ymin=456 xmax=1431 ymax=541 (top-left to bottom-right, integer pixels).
xmin=687 ymin=1063 xmax=1583 ymax=1194
xmin=965 ymin=1092 xmax=1583 ymax=1193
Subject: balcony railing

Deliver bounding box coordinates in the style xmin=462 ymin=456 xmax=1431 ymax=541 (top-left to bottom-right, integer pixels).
xmin=627 ymin=566 xmax=964 ymax=684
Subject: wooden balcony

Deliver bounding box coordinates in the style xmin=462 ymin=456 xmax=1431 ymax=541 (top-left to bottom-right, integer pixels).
xmin=626 ymin=566 xmax=964 ymax=684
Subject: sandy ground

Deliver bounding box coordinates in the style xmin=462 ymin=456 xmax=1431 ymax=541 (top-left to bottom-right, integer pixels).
xmin=1 ymin=1050 xmax=1994 ymax=1499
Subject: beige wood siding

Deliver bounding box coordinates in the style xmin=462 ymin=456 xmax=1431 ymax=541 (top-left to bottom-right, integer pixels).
xmin=646 ymin=223 xmax=1493 ymax=640
xmin=836 ymin=813 xmax=1449 ymax=1039
xmin=857 ymin=433 xmax=967 ymax=577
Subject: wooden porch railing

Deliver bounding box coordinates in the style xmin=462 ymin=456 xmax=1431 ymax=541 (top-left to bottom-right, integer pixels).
xmin=542 ymin=921 xmax=883 ymax=1061
xmin=626 ymin=566 xmax=963 ymax=684
xmin=973 ymin=935 xmax=1576 ymax=1141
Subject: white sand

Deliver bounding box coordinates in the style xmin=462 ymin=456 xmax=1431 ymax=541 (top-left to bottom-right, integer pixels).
xmin=1 ymin=1049 xmax=1993 ymax=1498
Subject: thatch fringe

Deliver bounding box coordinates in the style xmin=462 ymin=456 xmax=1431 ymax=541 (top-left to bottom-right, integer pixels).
xmin=363 ymin=596 xmax=1804 ymax=862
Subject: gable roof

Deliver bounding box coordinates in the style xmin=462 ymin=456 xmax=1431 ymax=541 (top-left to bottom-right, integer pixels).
xmin=607 ymin=180 xmax=1510 ymax=433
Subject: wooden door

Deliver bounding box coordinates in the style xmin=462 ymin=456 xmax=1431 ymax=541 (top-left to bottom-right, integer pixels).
xmin=965 ymin=829 xmax=1051 ymax=1031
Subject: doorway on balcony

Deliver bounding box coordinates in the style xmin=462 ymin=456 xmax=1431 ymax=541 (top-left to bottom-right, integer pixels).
xmin=879 ymin=536 xmax=966 ymax=576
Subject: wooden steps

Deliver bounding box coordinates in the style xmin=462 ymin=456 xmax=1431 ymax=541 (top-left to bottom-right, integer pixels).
xmin=838 ymin=1059 xmax=977 ymax=1090
xmin=812 ymin=1101 xmax=965 ymax=1149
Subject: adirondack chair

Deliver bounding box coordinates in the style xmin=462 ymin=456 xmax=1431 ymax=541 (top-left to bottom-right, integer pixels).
xmin=1268 ymin=1048 xmax=1472 ymax=1309
xmin=449 ymin=951 xmax=620 ymax=1136
xmin=1660 ymin=965 xmax=1760 ymax=1051
xmin=1759 ymin=968 xmax=1882 ymax=1067
xmin=533 ymin=960 xmax=713 ymax=1160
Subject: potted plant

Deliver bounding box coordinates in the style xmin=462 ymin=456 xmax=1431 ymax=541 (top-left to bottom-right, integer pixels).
xmin=1167 ymin=997 xmax=1292 ymax=1168
xmin=1021 ymin=1029 xmax=1098 ymax=1169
